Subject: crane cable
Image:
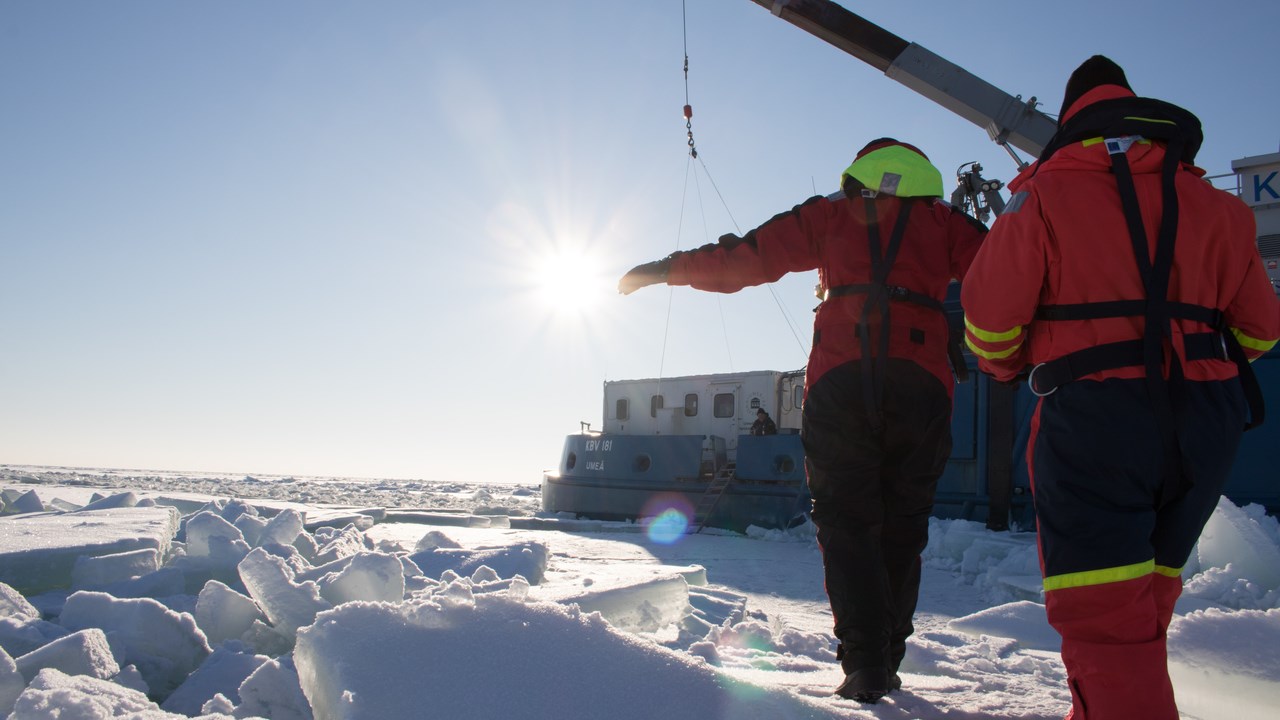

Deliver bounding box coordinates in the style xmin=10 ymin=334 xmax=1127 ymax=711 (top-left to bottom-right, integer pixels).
xmin=690 ymin=159 xmax=736 ymax=373
xmin=655 ymin=159 xmax=693 ymax=383
xmin=694 ymin=154 xmax=809 ymax=360
xmin=682 ymin=0 xmax=698 ymax=159
xmin=658 ymin=1 xmax=809 ymax=382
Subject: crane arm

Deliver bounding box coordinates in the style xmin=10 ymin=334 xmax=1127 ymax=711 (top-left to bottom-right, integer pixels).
xmin=748 ymin=0 xmax=1057 ymax=158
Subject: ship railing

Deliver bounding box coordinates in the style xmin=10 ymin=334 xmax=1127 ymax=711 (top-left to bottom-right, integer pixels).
xmin=1204 ymin=171 xmax=1242 ymax=195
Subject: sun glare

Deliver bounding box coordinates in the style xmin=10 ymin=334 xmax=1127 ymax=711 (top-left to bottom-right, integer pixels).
xmin=533 ymin=248 xmax=609 ymax=315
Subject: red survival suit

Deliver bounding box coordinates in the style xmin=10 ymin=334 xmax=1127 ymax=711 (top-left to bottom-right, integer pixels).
xmin=962 ymin=83 xmax=1280 ymax=719
xmin=667 ymin=139 xmax=986 ymax=700
xmin=668 ymin=160 xmax=984 ymax=398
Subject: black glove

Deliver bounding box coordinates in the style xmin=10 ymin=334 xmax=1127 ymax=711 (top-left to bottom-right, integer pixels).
xmin=618 ymin=257 xmax=672 ymax=295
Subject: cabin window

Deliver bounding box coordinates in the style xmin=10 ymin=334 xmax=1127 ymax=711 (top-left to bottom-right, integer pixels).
xmin=684 ymin=393 xmax=698 ymax=417
xmin=793 ymin=384 xmax=803 ymax=410
xmin=713 ymin=393 xmax=735 ymax=418
xmin=650 ymin=394 xmax=664 ymax=418
xmin=616 ymin=398 xmax=629 ymax=421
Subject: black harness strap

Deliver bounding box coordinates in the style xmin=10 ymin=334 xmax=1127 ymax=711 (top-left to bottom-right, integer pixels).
xmin=1038 ymin=300 xmax=1219 ymax=325
xmin=825 ymin=283 xmax=944 ymax=311
xmin=1223 ymin=327 xmax=1267 ymax=429
xmin=1068 ymin=136 xmax=1185 ymax=500
xmin=1024 ymin=134 xmax=1182 ymax=456
xmin=1032 ymin=300 xmax=1224 ymax=396
xmin=852 ymin=194 xmax=915 ymax=432
xmin=1029 ymin=332 xmax=1227 ymax=395
xmin=1032 ymin=301 xmax=1264 ymax=430
xmin=824 ymin=192 xmax=976 ymax=426
xmin=1021 ymin=96 xmax=1265 ymax=506
xmin=1028 ymin=123 xmax=1262 ymax=431
xmin=825 ymin=283 xmax=966 ymax=385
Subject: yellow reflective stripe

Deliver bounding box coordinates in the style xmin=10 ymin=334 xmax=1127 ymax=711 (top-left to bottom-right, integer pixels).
xmin=1154 ymin=564 xmax=1182 ymax=578
xmin=1043 ymin=559 xmax=1154 ymax=591
xmin=1124 ymin=116 xmax=1177 ymax=125
xmin=965 ymin=336 xmax=1022 ymax=360
xmin=1081 ymin=136 xmax=1151 ymax=147
xmin=965 ymin=317 xmax=1022 ymax=343
xmin=1231 ymin=327 xmax=1278 ymax=354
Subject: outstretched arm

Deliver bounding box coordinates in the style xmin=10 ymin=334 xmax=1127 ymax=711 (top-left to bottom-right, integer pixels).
xmin=618 ymin=195 xmax=832 ymax=296
xmin=618 ymin=258 xmax=672 ymax=295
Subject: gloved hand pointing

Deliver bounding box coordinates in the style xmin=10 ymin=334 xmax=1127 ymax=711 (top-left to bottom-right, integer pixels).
xmin=618 ymin=257 xmax=672 ymax=295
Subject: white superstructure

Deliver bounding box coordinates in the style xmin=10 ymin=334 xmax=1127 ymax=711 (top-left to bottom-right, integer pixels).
xmin=600 ymin=369 xmax=804 ymax=457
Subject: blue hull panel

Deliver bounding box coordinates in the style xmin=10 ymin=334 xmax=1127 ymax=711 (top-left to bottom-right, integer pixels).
xmin=1223 ymin=351 xmax=1280 ymax=509
xmin=545 ymin=345 xmax=1279 ymax=532
xmin=543 ymin=434 xmax=808 ymax=532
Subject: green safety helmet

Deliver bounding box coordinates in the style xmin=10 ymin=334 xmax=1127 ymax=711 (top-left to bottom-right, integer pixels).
xmin=841 ymin=138 xmax=944 ymax=198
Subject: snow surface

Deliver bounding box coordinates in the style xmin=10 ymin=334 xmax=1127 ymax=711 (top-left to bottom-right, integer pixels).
xmin=0 ymin=465 xmax=1277 ymax=719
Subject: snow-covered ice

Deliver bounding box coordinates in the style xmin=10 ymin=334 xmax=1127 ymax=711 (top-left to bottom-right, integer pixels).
xmin=72 ymin=548 xmax=161 ymax=591
xmin=237 ymin=550 xmax=331 ymax=641
xmin=0 ymin=465 xmax=1277 ymax=719
xmin=59 ymin=592 xmax=211 ymax=699
xmin=160 ymin=645 xmax=269 ymax=716
xmin=13 ymin=629 xmax=118 ymax=683
xmin=0 ymin=507 xmax=179 ymax=595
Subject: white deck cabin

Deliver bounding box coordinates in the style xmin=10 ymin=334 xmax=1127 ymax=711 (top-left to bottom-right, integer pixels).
xmin=599 ymin=369 xmax=805 ymax=459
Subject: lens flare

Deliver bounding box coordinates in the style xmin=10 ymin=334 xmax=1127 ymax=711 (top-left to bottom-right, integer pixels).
xmin=642 ymin=494 xmax=695 ymax=544
xmin=646 ymin=509 xmax=689 ymax=544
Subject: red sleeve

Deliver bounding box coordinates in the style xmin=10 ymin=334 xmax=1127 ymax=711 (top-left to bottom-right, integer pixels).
xmin=1223 ymin=206 xmax=1280 ymax=359
xmin=667 ymin=196 xmax=829 ymax=292
xmin=959 ymin=189 xmax=1047 ymax=380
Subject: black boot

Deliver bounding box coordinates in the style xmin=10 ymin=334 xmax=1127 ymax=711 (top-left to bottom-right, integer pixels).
xmin=835 ymin=667 xmax=889 ymax=703
xmin=835 ymin=640 xmax=892 ymax=702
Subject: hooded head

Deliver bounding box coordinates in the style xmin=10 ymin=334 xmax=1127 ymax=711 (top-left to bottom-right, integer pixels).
xmin=1035 ymin=54 xmax=1203 ymax=171
xmin=1058 ymin=55 xmax=1134 ymax=126
xmin=841 ymin=138 xmax=943 ymax=198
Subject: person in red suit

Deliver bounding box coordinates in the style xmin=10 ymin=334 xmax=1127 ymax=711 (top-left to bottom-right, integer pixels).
xmin=962 ymin=56 xmax=1280 ymax=719
xmin=620 ymin=139 xmax=986 ymax=702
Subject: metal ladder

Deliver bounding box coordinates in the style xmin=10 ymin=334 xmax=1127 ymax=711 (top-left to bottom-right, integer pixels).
xmin=692 ymin=462 xmax=735 ymax=533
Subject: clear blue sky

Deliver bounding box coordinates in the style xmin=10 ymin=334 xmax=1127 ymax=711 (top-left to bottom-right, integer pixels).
xmin=3 ymin=1 xmax=1277 ymax=483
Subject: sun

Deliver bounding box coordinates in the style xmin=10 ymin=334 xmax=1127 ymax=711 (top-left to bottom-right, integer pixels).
xmin=485 ymin=199 xmax=621 ymax=332
xmin=532 ymin=247 xmax=610 ymax=316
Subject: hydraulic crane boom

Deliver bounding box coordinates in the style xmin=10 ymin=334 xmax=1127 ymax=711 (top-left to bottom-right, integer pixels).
xmin=747 ymin=0 xmax=1057 ymax=161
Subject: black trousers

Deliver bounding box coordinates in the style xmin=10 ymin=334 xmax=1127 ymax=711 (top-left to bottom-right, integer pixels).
xmin=1029 ymin=377 xmax=1245 ymax=718
xmin=801 ymin=359 xmax=952 ymax=675
xmin=1032 ymin=377 xmax=1246 ymax=581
